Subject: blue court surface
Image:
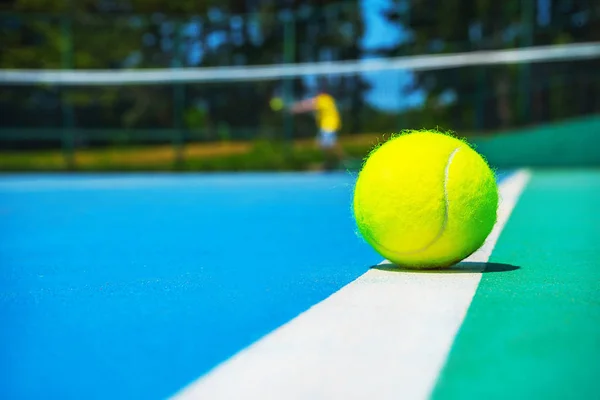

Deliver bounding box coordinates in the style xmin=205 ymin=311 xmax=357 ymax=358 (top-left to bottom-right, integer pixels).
xmin=0 ymin=170 xmax=523 ymax=399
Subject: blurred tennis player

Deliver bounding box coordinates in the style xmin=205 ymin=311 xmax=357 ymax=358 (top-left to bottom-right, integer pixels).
xmin=289 ymin=88 xmax=345 ymax=170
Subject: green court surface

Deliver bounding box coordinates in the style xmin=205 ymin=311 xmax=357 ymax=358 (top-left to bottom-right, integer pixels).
xmin=433 ymin=170 xmax=600 ymax=399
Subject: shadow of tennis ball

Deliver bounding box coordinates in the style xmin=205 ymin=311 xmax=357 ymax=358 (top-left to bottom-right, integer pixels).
xmin=371 ymin=261 xmax=521 ymax=274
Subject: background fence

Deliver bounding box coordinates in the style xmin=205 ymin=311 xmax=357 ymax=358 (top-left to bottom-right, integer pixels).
xmin=1 ymin=1 xmax=599 ymax=170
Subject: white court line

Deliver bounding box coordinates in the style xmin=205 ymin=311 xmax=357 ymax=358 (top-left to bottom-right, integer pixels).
xmin=171 ymin=170 xmax=531 ymax=400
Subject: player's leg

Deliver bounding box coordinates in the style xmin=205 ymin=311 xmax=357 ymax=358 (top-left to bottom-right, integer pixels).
xmin=332 ymin=134 xmax=346 ymax=160
xmin=318 ymin=130 xmax=341 ymax=170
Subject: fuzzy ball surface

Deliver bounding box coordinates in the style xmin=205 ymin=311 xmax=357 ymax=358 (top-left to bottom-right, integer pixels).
xmin=353 ymin=131 xmax=499 ymax=269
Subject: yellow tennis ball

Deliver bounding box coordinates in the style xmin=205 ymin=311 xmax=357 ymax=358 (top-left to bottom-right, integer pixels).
xmin=270 ymin=97 xmax=284 ymax=111
xmin=353 ymin=130 xmax=498 ymax=269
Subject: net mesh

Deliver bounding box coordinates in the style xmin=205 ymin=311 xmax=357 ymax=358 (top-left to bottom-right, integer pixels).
xmin=1 ymin=43 xmax=599 ymax=150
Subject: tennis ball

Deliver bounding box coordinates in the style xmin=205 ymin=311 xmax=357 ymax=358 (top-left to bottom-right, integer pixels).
xmin=353 ymin=130 xmax=498 ymax=269
xmin=270 ymin=97 xmax=284 ymax=111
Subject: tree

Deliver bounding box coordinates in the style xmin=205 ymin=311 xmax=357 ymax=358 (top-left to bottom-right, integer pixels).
xmin=0 ymin=0 xmax=370 ymax=148
xmin=376 ymin=0 xmax=600 ymax=133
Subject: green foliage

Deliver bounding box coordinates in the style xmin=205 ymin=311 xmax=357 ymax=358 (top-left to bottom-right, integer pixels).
xmin=379 ymin=0 xmax=600 ymax=132
xmin=1 ymin=0 xmax=599 ymax=157
xmin=0 ymin=139 xmax=329 ymax=172
xmin=1 ymin=1 xmax=368 ymax=147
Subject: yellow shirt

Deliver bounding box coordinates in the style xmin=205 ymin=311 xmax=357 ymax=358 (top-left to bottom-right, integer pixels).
xmin=314 ymin=93 xmax=341 ymax=132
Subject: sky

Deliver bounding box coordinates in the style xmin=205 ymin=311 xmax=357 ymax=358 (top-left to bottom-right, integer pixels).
xmin=358 ymin=0 xmax=424 ymax=111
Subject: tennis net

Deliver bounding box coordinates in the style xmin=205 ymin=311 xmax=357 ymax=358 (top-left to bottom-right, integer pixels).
xmin=1 ymin=42 xmax=599 ymax=151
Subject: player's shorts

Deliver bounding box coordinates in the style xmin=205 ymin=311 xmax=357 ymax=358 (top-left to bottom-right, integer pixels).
xmin=318 ymin=130 xmax=337 ymax=148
